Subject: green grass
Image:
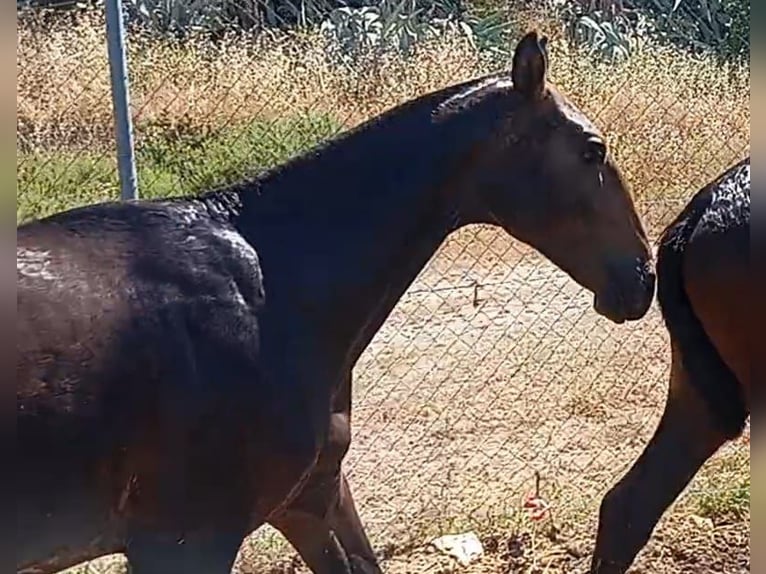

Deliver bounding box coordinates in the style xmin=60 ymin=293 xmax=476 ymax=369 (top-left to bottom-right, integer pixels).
xmin=689 ymin=445 xmax=750 ymax=524
xmin=17 ymin=114 xmax=343 ymax=224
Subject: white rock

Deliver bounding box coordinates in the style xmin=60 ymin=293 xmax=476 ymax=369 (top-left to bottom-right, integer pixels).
xmin=430 ymin=531 xmax=484 ymax=567
xmin=689 ymin=514 xmax=714 ymax=530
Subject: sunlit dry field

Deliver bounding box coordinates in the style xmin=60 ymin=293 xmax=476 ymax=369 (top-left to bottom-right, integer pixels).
xmin=17 ymin=5 xmax=750 ymax=573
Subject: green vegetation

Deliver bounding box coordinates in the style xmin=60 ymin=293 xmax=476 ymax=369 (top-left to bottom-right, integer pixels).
xmin=19 ymin=0 xmax=750 ymax=67
xmin=560 ymin=0 xmax=750 ymax=64
xmin=691 ymin=446 xmax=751 ymax=523
xmin=17 ymin=115 xmax=342 ymax=223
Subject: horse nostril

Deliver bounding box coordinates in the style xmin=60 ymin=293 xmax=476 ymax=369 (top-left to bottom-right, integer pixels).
xmin=596 ymin=256 xmax=656 ymax=323
xmin=637 ymin=255 xmax=655 ymax=284
xmin=628 ymin=278 xmax=655 ymax=319
xmin=609 ymin=257 xmax=656 ymax=321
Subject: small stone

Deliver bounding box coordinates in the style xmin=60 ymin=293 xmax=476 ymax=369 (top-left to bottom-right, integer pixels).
xmin=431 ymin=531 xmax=484 ymax=566
xmin=689 ymin=514 xmax=715 ymax=530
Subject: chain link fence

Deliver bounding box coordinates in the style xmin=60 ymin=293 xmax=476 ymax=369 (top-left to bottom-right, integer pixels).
xmin=17 ymin=0 xmax=750 ymax=572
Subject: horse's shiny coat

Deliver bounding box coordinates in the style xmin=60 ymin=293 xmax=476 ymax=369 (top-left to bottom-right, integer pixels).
xmin=590 ymin=156 xmax=751 ymax=574
xmin=17 ymin=32 xmax=654 ymax=574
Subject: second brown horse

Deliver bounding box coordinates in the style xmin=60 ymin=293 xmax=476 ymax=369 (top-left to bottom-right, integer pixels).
xmin=590 ymin=156 xmax=751 ymax=573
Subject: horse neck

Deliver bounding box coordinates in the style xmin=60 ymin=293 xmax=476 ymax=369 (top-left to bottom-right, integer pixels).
xmin=231 ymin=87 xmax=483 ymax=367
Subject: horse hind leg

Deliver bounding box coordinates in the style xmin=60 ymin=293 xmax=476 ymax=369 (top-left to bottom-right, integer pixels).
xmin=122 ymin=435 xmax=251 ymax=573
xmin=589 ymin=340 xmax=736 ymax=574
xmin=269 ymin=506 xmax=353 ymax=574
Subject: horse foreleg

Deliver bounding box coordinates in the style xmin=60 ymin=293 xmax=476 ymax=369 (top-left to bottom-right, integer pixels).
xmin=271 ymin=474 xmax=379 ymax=574
xmin=269 ymin=507 xmax=353 ymax=574
xmin=589 ymin=341 xmax=733 ymax=574
xmin=269 ymin=411 xmax=380 ymax=574
xmin=125 ymin=527 xmax=247 ymax=574
xmin=321 ymin=374 xmax=380 ymax=572
xmin=330 ymin=471 xmax=380 ymax=573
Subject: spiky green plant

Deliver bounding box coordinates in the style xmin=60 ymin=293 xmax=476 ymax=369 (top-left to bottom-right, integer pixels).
xmin=319 ymin=0 xmax=512 ymax=67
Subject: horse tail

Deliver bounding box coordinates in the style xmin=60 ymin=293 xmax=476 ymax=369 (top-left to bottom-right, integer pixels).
xmin=655 ymin=161 xmax=749 ymax=439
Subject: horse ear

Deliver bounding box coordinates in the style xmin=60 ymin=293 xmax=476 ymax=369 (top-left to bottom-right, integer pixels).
xmin=511 ymin=31 xmax=548 ymax=100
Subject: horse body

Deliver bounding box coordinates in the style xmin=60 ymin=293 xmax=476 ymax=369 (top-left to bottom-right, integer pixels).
xmin=16 ymin=83 xmax=486 ymax=573
xmin=18 ymin=32 xmax=656 ymax=573
xmin=17 ymin=199 xmax=277 ymax=570
xmin=590 ymin=156 xmax=751 ymax=574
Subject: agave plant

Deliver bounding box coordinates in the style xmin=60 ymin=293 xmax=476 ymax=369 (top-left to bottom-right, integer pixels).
xmin=320 ymin=0 xmax=513 ymax=67
xmin=122 ymin=0 xmax=242 ymax=36
xmin=552 ymin=0 xmax=646 ymax=61
xmin=256 ymin=0 xmax=338 ymax=30
xmin=320 ymin=4 xmax=383 ymax=61
xmin=570 ymin=11 xmax=635 ymax=59
xmin=551 ymin=0 xmax=749 ymax=63
xmin=633 ymin=0 xmax=749 ymax=62
xmin=320 ymin=0 xmax=444 ymax=63
xmin=460 ymin=7 xmax=515 ymax=59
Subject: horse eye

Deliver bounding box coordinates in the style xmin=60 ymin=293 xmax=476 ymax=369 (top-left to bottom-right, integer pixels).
xmin=584 ymin=139 xmax=606 ymax=164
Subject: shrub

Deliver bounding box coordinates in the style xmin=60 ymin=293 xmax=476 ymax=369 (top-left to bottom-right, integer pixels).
xmin=544 ymin=0 xmax=749 ymax=64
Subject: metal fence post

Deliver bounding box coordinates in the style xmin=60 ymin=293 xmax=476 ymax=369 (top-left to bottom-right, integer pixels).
xmin=105 ymin=0 xmax=138 ymax=201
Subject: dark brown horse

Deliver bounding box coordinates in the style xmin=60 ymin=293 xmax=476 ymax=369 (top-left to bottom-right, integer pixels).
xmin=17 ymin=31 xmax=655 ymax=574
xmin=589 ymin=156 xmax=751 ymax=574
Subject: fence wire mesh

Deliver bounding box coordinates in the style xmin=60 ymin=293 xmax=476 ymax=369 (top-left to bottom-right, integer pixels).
xmin=17 ymin=0 xmax=750 ymax=572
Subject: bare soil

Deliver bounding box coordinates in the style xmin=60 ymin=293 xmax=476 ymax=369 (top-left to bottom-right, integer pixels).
xmin=234 ymin=224 xmax=750 ymax=574
xmin=59 ymin=225 xmax=750 ymax=574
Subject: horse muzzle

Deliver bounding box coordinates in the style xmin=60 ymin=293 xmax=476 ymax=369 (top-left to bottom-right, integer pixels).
xmin=594 ymin=256 xmax=656 ymax=324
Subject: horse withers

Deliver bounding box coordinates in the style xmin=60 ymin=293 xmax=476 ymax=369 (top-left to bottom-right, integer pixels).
xmin=17 ymin=31 xmax=654 ymax=574
xmin=589 ymin=156 xmax=751 ymax=574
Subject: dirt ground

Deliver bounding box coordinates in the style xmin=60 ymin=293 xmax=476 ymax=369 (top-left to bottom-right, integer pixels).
xmin=60 ymin=224 xmax=750 ymax=574
xmin=232 ymin=225 xmax=749 ymax=574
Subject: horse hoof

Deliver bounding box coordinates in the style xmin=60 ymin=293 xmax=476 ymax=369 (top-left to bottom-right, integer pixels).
xmin=589 ymin=557 xmax=627 ymax=574
xmin=349 ymin=555 xmax=383 ymax=574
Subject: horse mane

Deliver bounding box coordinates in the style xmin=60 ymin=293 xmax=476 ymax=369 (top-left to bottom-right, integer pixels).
xmin=432 ymin=75 xmax=514 ymax=121
xmin=197 ymin=73 xmax=517 ymax=212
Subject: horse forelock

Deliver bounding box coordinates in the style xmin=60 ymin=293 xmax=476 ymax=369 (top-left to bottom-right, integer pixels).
xmin=549 ymin=87 xmax=602 ymax=137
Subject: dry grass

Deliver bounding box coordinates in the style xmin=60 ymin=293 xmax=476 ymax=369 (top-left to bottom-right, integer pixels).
xmin=18 ymin=6 xmax=749 ymax=232
xmin=17 ymin=9 xmax=483 ymax=153
xmin=17 ymin=4 xmax=750 ymax=574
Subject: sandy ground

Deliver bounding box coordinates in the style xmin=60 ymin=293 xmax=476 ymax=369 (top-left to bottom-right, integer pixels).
xmin=232 ymin=222 xmax=750 ymax=574
xmin=58 ymin=222 xmax=750 ymax=574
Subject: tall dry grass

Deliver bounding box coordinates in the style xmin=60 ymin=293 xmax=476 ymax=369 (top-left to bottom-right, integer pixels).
xmin=17 ymin=6 xmax=749 ymax=233
xmin=15 ymin=9 xmax=751 ymax=573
